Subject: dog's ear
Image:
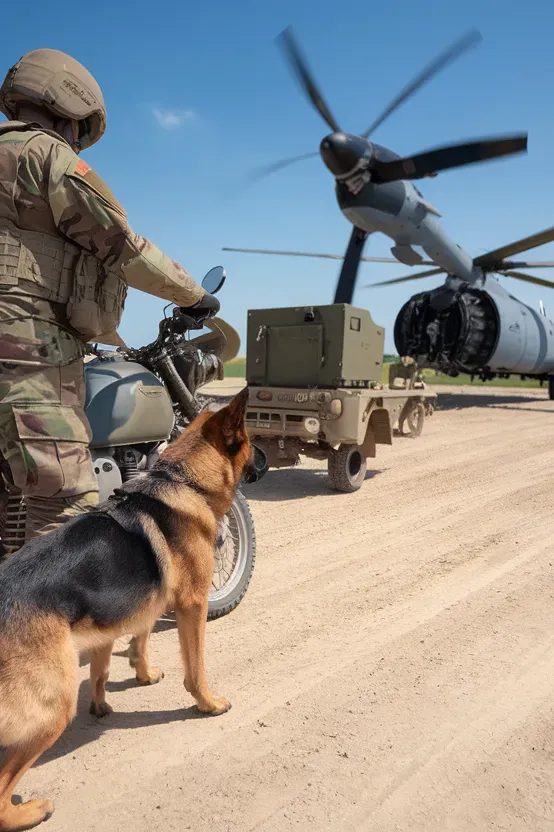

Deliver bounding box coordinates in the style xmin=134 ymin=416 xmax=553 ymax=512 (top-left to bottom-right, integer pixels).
xmin=201 ymin=387 xmax=249 ymax=455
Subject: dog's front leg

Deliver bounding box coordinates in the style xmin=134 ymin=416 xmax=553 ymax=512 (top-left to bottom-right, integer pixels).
xmin=128 ymin=630 xmax=164 ymax=686
xmin=175 ymin=600 xmax=231 ymax=716
xmin=89 ymin=642 xmax=115 ymax=718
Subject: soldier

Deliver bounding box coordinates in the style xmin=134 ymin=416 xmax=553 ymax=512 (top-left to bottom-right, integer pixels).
xmin=389 ymin=355 xmax=417 ymax=389
xmin=0 ymin=48 xmax=220 ymax=550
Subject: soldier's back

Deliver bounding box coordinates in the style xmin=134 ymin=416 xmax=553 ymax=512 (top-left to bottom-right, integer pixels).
xmin=0 ymin=121 xmax=70 ymax=236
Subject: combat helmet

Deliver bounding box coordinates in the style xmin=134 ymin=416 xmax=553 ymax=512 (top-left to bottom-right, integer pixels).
xmin=0 ymin=48 xmax=106 ymax=149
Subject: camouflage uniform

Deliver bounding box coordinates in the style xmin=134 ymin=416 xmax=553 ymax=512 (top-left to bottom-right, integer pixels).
xmin=0 ymin=120 xmax=205 ymax=543
xmin=388 ymin=356 xmax=417 ymax=389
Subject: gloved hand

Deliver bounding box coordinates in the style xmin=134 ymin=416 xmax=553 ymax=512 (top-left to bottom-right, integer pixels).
xmin=180 ymin=292 xmax=220 ymax=319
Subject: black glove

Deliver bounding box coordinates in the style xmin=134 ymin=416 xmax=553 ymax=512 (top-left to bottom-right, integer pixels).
xmin=180 ymin=292 xmax=220 ymax=319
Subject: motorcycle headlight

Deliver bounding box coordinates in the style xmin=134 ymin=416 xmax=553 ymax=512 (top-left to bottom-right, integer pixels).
xmin=193 ymin=351 xmax=224 ymax=388
xmin=169 ymin=341 xmax=224 ymax=393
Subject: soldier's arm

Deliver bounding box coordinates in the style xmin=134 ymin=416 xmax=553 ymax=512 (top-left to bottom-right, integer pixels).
xmin=44 ymin=142 xmax=205 ymax=308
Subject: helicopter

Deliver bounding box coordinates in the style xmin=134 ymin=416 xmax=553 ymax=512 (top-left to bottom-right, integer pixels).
xmin=224 ymin=26 xmax=554 ymax=397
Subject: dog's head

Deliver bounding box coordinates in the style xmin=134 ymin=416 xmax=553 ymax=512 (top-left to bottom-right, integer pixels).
xmin=199 ymin=386 xmax=253 ymax=485
xmin=162 ymin=387 xmax=261 ymax=514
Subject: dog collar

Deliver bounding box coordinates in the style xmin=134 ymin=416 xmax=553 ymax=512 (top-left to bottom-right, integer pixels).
xmin=107 ymin=461 xmax=211 ymax=502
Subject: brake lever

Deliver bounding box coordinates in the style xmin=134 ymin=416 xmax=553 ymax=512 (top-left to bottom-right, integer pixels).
xmin=172 ymin=309 xmax=206 ymax=333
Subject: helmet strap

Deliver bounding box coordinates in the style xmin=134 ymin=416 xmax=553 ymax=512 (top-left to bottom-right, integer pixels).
xmin=53 ymin=118 xmax=80 ymax=153
xmin=70 ymin=119 xmax=82 ymax=153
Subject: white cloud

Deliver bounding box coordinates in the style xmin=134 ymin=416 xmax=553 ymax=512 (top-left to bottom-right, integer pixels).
xmin=152 ymin=107 xmax=197 ymax=129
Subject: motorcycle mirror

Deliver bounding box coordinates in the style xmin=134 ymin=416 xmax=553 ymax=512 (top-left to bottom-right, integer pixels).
xmin=201 ymin=266 xmax=226 ymax=295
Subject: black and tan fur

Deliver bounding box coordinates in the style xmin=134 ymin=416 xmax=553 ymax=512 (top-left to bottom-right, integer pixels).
xmin=0 ymin=387 xmax=254 ymax=832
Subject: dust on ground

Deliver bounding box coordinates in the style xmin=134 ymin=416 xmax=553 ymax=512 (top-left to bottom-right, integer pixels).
xmin=22 ymin=383 xmax=554 ymax=831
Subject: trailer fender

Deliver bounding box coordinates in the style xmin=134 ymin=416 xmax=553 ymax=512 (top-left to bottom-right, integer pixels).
xmin=369 ymin=407 xmax=393 ymax=445
xmin=360 ymin=426 xmax=376 ymax=458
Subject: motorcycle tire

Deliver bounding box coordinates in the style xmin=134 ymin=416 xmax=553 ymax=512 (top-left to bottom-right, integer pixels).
xmin=208 ymin=488 xmax=256 ymax=620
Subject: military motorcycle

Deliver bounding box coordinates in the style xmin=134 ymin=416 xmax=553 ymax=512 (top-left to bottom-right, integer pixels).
xmin=1 ymin=266 xmax=266 ymax=621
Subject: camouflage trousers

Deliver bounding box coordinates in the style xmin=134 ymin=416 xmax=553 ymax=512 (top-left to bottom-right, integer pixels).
xmin=0 ymin=311 xmax=99 ymax=548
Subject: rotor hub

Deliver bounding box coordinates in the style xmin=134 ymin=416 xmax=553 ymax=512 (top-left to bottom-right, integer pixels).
xmin=319 ymin=132 xmax=372 ymax=178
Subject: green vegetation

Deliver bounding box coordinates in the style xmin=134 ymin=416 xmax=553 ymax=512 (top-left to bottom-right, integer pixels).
xmin=223 ymin=357 xmax=545 ymax=389
xmin=223 ymin=357 xmax=247 ymax=377
xmin=417 ymin=368 xmax=543 ymax=388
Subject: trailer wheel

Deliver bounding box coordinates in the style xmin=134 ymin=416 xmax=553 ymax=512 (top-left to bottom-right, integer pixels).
xmin=406 ymin=401 xmax=425 ymax=437
xmin=327 ymin=444 xmax=367 ymax=493
xmin=549 ymin=377 xmax=554 ymax=400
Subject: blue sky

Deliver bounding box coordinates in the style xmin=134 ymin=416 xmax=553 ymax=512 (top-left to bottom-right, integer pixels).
xmin=3 ymin=0 xmax=554 ymax=353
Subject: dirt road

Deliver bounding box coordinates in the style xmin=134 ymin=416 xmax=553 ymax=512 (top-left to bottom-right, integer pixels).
xmin=25 ymin=384 xmax=554 ymax=831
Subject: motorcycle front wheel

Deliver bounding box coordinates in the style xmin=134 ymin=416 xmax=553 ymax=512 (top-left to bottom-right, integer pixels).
xmin=208 ymin=488 xmax=256 ymax=620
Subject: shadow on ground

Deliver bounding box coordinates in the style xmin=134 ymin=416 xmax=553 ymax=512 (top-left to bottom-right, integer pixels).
xmin=33 ymin=673 xmax=207 ymax=768
xmin=434 ymin=392 xmax=553 ymax=412
xmin=241 ymin=466 xmax=384 ymax=502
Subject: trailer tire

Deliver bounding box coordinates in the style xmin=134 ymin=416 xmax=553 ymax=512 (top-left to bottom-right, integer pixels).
xmin=406 ymin=401 xmax=425 ymax=437
xmin=327 ymin=444 xmax=367 ymax=493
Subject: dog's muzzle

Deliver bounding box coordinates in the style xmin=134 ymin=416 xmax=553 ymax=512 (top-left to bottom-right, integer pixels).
xmin=242 ymin=444 xmax=268 ymax=484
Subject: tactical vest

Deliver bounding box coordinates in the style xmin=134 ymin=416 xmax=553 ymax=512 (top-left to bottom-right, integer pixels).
xmin=0 ymin=122 xmax=127 ymax=342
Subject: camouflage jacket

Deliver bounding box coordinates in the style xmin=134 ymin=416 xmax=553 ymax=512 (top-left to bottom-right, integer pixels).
xmin=0 ymin=121 xmax=205 ymax=353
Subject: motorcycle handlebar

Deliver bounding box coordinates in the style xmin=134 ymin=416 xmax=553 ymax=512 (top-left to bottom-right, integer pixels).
xmin=169 ymin=306 xmax=209 ymax=334
xmin=116 ymin=306 xmax=216 ymax=365
xmin=156 ymin=309 xmax=199 ymax=340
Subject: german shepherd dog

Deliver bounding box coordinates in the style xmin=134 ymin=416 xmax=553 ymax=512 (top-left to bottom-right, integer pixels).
xmin=0 ymin=387 xmax=256 ymax=831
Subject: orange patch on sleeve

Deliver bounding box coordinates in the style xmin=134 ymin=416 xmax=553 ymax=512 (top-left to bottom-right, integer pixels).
xmin=75 ymin=159 xmax=91 ymax=176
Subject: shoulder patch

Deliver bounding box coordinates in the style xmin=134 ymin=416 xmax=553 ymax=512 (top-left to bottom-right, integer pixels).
xmin=68 ymin=159 xmax=127 ymax=218
xmin=75 ymin=159 xmax=91 ymax=176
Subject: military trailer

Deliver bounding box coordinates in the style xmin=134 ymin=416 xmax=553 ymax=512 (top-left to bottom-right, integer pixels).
xmin=244 ymin=303 xmax=436 ymax=492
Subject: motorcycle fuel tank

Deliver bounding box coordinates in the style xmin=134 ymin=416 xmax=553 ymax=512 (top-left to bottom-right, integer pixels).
xmin=85 ymin=356 xmax=175 ymax=449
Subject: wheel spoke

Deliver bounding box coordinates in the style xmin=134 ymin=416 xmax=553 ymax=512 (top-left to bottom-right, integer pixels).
xmin=208 ymin=495 xmax=254 ymax=616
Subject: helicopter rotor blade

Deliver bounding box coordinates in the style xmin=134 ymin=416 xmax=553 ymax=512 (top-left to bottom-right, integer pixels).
xmin=474 ymin=227 xmax=554 ymax=266
xmin=361 ymin=28 xmax=482 ymax=139
xmin=501 ymin=271 xmax=554 ymax=290
xmin=497 ymin=261 xmax=554 ymax=269
xmin=277 ymin=26 xmax=341 ymax=133
xmin=371 ymin=135 xmax=527 ymax=183
xmin=221 ymin=246 xmax=435 ymax=265
xmin=333 ymin=228 xmax=369 ymax=304
xmin=362 ymin=268 xmax=445 ymax=288
xmin=245 ymin=152 xmax=320 ymax=184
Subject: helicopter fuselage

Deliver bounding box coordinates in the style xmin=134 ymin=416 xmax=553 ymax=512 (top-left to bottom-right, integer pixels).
xmin=329 ymin=146 xmax=554 ymax=379
xmin=335 ymin=170 xmax=476 ymax=281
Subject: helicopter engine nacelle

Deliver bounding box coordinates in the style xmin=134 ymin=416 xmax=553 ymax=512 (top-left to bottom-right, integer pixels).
xmin=394 ymin=278 xmax=554 ymax=377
